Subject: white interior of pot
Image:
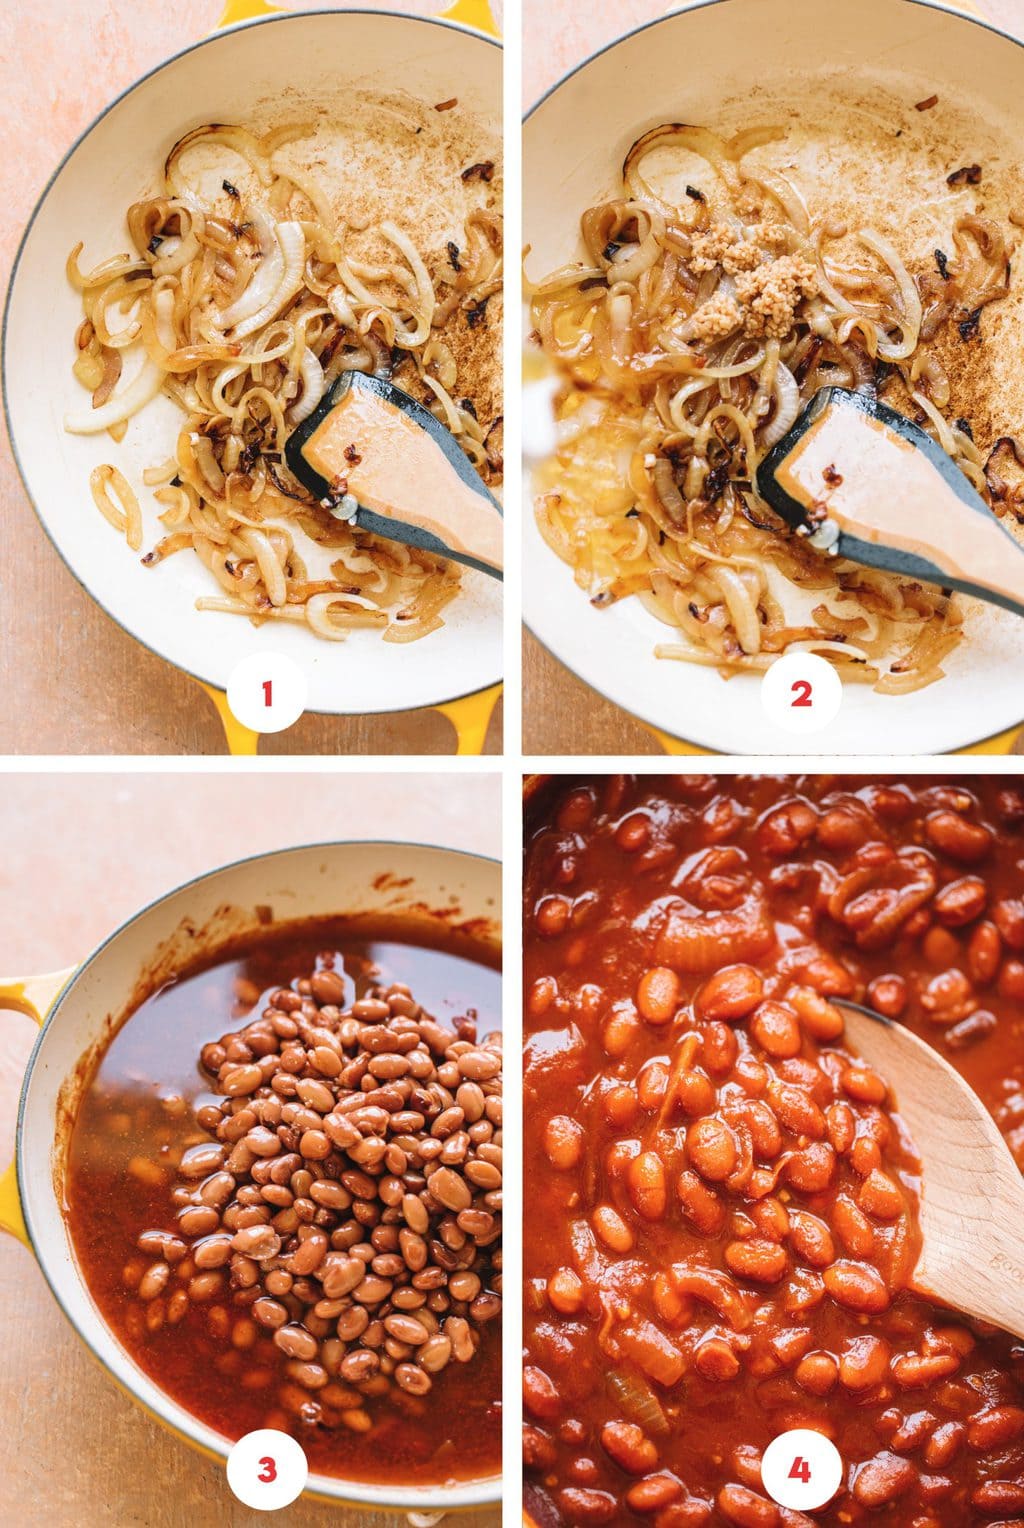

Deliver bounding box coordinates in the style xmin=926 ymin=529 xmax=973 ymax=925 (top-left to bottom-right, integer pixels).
xmin=5 ymin=12 xmax=502 ymax=714
xmin=523 ymin=0 xmax=1024 ymax=754
xmin=18 ymin=840 xmax=500 ymax=1508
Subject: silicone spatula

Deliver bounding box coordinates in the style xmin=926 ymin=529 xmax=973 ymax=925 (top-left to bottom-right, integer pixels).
xmin=755 ymin=385 xmax=1024 ymax=618
xmin=285 ymin=370 xmax=503 ymax=580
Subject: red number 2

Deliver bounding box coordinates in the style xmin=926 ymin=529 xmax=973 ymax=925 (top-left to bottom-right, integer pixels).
xmin=789 ymin=1456 xmax=811 ymax=1484
xmin=262 ymin=680 xmax=273 ymax=708
xmin=791 ymin=680 xmax=813 ymax=708
xmin=258 ymin=1456 xmax=277 ymax=1483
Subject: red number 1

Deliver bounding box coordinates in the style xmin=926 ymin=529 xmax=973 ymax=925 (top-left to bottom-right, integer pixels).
xmin=791 ymin=680 xmax=813 ymax=708
xmin=258 ymin=1456 xmax=277 ymax=1483
xmin=789 ymin=1456 xmax=811 ymax=1483
xmin=262 ymin=680 xmax=273 ymax=708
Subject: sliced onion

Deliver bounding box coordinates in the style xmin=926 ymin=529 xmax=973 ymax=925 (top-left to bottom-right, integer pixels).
xmin=216 ymin=209 xmax=282 ymax=329
xmin=65 ymin=356 xmax=164 ymax=434
xmin=858 ymin=228 xmax=922 ymax=361
xmin=287 ymin=346 xmax=326 ymax=424
xmin=232 ymin=221 xmax=305 ymax=340
xmin=760 ymin=361 xmax=799 ymax=448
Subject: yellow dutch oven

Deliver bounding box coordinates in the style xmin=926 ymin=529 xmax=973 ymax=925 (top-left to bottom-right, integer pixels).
xmin=0 ymin=839 xmax=501 ymax=1513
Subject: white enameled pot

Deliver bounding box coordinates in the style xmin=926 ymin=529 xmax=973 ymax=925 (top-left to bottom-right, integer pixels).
xmin=4 ymin=5 xmax=502 ymax=721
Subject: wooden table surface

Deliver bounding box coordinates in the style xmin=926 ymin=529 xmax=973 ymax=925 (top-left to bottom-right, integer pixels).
xmin=0 ymin=0 xmax=501 ymax=756
xmin=0 ymin=772 xmax=501 ymax=1526
xmin=521 ymin=0 xmax=1024 ymax=757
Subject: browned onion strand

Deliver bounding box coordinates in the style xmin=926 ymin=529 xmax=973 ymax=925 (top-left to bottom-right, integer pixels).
xmin=529 ymin=123 xmax=1014 ymax=693
xmin=67 ymin=121 xmax=503 ymax=643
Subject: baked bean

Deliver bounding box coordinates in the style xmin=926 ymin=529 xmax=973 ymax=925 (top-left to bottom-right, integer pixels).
xmin=274 ymin=1324 xmax=318 ymax=1361
xmin=625 ymin=1474 xmax=682 ymax=1513
xmin=222 ymin=1063 xmax=263 ymax=1096
xmin=592 ymin=1206 xmax=634 ymax=1253
xmin=786 ymin=1143 xmax=835 ymax=1193
xmin=676 ymin=1171 xmax=724 ymax=1235
xmin=749 ymin=1002 xmax=801 ymax=1059
xmin=253 ymin=1296 xmax=288 ymax=1329
xmin=787 ymin=1211 xmax=834 ymax=1269
xmin=925 ymin=810 xmax=992 ymax=862
xmin=696 ymin=965 xmax=764 ymax=1022
xmin=544 ymin=1115 xmax=583 ymax=1171
xmin=840 ymin=1335 xmax=890 ymax=1390
xmin=138 ymin=1261 xmax=170 ymax=1301
xmin=973 ymin=1480 xmax=1024 ymax=1511
xmin=891 ymin=1353 xmax=961 ymax=1388
xmin=290 ymin=1230 xmax=328 ymax=1275
xmin=309 ymin=969 xmax=345 ymax=1006
xmin=524 ymin=1365 xmax=561 ymax=1421
xmin=966 ymin=1405 xmax=1024 ymax=1449
xmin=795 ymin=1351 xmax=838 ymax=1395
xmin=967 ymin=920 xmax=1002 ymax=985
xmin=628 ymin=1152 xmax=668 ymax=1220
xmin=717 ymin=1482 xmax=780 ymax=1526
xmin=788 ymin=986 xmax=845 ymax=1040
xmin=193 ymin=1235 xmax=233 ymax=1270
xmin=686 ymin=1118 xmax=739 ymax=1182
xmin=694 ymin=1337 xmax=740 ymax=1381
xmin=637 ymin=967 xmax=681 ymax=1025
xmin=823 ymin=1261 xmax=890 ymax=1314
xmin=724 ymin=1238 xmax=787 ymax=1284
xmin=557 ymin=1488 xmax=617 ymax=1524
xmin=187 ymin=1271 xmax=223 ymax=1302
xmin=601 ymin=1421 xmax=658 ymax=1475
xmin=429 ymin=1165 xmax=471 ymax=1212
xmin=852 ymin=1452 xmax=916 ymax=1507
xmin=857 ymin=1168 xmax=903 ymax=1220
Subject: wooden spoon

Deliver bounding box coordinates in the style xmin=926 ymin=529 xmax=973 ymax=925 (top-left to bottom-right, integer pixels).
xmin=837 ymin=998 xmax=1024 ymax=1339
xmin=756 ymin=386 xmax=1024 ymax=618
xmin=285 ymin=370 xmax=503 ymax=579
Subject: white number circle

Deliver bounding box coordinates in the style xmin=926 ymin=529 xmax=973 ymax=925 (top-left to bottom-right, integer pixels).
xmin=226 ymin=1429 xmax=308 ymax=1511
xmin=760 ymin=651 xmax=843 ymax=734
xmin=226 ymin=653 xmax=308 ymax=734
xmin=761 ymin=1428 xmax=844 ymax=1511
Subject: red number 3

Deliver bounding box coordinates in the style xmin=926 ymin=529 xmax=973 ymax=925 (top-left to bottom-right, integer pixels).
xmin=258 ymin=1456 xmax=277 ymax=1483
xmin=791 ymin=680 xmax=813 ymax=708
xmin=789 ymin=1456 xmax=811 ymax=1483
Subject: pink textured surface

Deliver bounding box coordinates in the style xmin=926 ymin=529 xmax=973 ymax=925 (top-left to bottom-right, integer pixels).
xmin=523 ymin=0 xmax=1024 ymax=105
xmin=0 ymin=0 xmax=502 ymax=755
xmin=0 ymin=769 xmax=500 ymax=1525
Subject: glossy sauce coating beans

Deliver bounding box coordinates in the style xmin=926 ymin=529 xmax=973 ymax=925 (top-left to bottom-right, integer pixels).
xmin=525 ymin=777 xmax=1024 ymax=1527
xmin=66 ymin=924 xmax=501 ymax=1487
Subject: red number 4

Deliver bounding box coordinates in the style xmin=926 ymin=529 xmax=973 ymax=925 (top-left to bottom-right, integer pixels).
xmin=789 ymin=1456 xmax=811 ymax=1484
xmin=258 ymin=1456 xmax=277 ymax=1483
xmin=791 ymin=680 xmax=813 ymax=708
xmin=262 ymin=680 xmax=273 ymax=708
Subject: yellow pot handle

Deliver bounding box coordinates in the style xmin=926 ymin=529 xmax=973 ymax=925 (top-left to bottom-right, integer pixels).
xmin=218 ymin=0 xmax=280 ymax=25
xmin=218 ymin=0 xmax=500 ymax=37
xmin=199 ymin=683 xmax=260 ymax=756
xmin=957 ymin=723 xmax=1023 ymax=755
xmin=0 ymin=968 xmax=77 ymax=1248
xmin=436 ymin=682 xmax=502 ymax=754
xmin=439 ymin=0 xmax=500 ymax=38
xmin=645 ymin=718 xmax=1022 ymax=757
